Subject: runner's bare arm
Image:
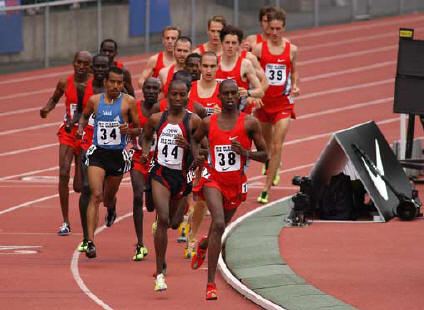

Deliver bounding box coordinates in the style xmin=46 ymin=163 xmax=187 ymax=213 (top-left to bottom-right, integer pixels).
xmin=194 ymin=103 xmax=208 ymax=119
xmin=76 ymin=94 xmax=97 ymax=138
xmin=138 ymin=54 xmax=158 ymax=88
xmin=123 ymin=68 xmax=135 ymax=97
xmin=246 ymin=51 xmax=268 ymax=92
xmin=71 ymin=83 xmax=86 ymax=126
xmin=190 ymin=116 xmax=210 ymax=168
xmin=232 ymin=115 xmax=268 ymax=163
xmin=242 ymin=59 xmax=264 ymax=98
xmin=40 ymin=78 xmax=66 ymax=118
xmin=121 ymin=96 xmax=140 ymax=136
xmin=140 ymin=112 xmax=160 ymax=161
xmin=291 ymin=44 xmax=300 ymax=96
xmin=252 ymin=42 xmax=263 ymax=61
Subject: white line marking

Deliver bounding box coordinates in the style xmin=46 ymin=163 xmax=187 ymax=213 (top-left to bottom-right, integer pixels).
xmin=0 ymin=143 xmax=57 ymax=157
xmin=70 ymin=212 xmax=133 ymax=310
xmin=0 ymin=122 xmax=61 ymax=136
xmin=0 ymin=192 xmax=67 ymax=216
xmin=0 ymin=166 xmax=61 ymax=182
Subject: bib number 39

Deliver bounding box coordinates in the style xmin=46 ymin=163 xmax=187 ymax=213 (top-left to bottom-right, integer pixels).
xmin=265 ymin=64 xmax=286 ymax=86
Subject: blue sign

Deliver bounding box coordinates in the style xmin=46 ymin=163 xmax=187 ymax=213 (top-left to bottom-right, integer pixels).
xmin=129 ymin=0 xmax=172 ymax=37
xmin=0 ymin=0 xmax=23 ymax=54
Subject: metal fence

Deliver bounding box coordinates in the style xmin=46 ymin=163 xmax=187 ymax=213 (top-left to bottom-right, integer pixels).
xmin=0 ymin=0 xmax=423 ymax=70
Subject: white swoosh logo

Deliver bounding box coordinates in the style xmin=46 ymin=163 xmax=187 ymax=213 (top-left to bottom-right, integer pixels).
xmin=229 ymin=136 xmax=238 ymax=141
xmin=361 ymin=139 xmax=389 ymax=200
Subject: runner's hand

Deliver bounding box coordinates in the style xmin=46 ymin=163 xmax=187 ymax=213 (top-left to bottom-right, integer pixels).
xmin=40 ymin=107 xmax=49 ymax=118
xmin=231 ymin=140 xmax=246 ymax=156
xmin=292 ymin=85 xmax=300 ymax=97
xmin=213 ymin=104 xmax=221 ymax=114
xmin=75 ymin=128 xmax=83 ymax=140
xmin=238 ymin=87 xmax=248 ymax=98
xmin=119 ymin=123 xmax=129 ymax=135
xmin=175 ymin=134 xmax=189 ymax=149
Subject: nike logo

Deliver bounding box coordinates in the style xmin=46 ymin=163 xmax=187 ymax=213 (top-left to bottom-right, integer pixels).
xmin=361 ymin=139 xmax=389 ymax=200
xmin=277 ymin=59 xmax=285 ymax=63
xmin=206 ymin=103 xmax=214 ymax=106
xmin=229 ymin=136 xmax=238 ymax=141
xmin=221 ymin=167 xmax=230 ymax=171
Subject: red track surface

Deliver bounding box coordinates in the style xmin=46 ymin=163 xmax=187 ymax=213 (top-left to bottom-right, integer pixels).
xmin=1 ymin=13 xmax=424 ymax=309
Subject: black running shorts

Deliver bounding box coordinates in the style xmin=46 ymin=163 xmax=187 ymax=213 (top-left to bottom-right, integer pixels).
xmin=85 ymin=145 xmax=132 ymax=176
xmin=150 ymin=163 xmax=192 ymax=199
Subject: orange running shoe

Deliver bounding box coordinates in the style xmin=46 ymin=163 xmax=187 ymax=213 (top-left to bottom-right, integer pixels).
xmin=206 ymin=282 xmax=217 ymax=300
xmin=191 ymin=235 xmax=207 ymax=270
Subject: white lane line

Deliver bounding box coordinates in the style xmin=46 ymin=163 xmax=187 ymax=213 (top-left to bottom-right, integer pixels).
xmin=0 ymin=166 xmax=61 ymax=182
xmin=70 ymin=212 xmax=133 ymax=310
xmin=0 ymin=122 xmax=61 ymax=136
xmin=296 ymin=79 xmax=393 ymax=101
xmin=0 ymin=143 xmax=57 ymax=157
xmin=289 ymin=14 xmax=424 ymax=40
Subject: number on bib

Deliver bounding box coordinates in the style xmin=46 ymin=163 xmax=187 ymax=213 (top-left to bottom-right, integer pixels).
xmin=97 ymin=121 xmax=121 ymax=146
xmin=242 ymin=182 xmax=248 ymax=194
xmin=214 ymin=145 xmax=240 ymax=172
xmin=265 ymin=64 xmax=286 ymax=86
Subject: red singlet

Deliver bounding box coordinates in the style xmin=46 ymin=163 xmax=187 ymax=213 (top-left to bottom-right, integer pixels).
xmin=152 ymin=51 xmax=165 ymax=78
xmin=162 ymin=64 xmax=175 ymax=98
xmin=188 ymin=81 xmax=220 ymax=116
xmin=260 ymin=40 xmax=292 ymax=113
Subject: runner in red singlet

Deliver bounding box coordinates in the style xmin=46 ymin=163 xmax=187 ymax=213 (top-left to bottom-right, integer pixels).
xmin=242 ymin=6 xmax=277 ymax=51
xmin=140 ymin=79 xmax=203 ymax=292
xmin=216 ymin=25 xmax=265 ymax=114
xmin=100 ymin=39 xmax=135 ymax=97
xmin=40 ymin=51 xmax=92 ymax=236
xmin=252 ymin=10 xmax=300 ymax=204
xmin=190 ymin=79 xmax=268 ymax=300
xmin=130 ymin=78 xmax=161 ymax=261
xmin=159 ymin=36 xmax=192 ymax=98
xmin=138 ymin=26 xmax=181 ymax=88
xmin=193 ymin=16 xmax=226 ymax=56
xmin=75 ymin=54 xmax=110 ymax=252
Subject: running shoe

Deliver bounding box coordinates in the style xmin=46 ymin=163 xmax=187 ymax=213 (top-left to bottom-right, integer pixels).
xmin=85 ymin=241 xmax=96 ymax=258
xmin=152 ymin=262 xmax=167 ymax=278
xmin=154 ymin=273 xmax=167 ymax=291
xmin=105 ymin=207 xmax=116 ymax=227
xmin=184 ymin=239 xmax=196 ymax=259
xmin=272 ymin=171 xmax=280 ymax=186
xmin=257 ymin=191 xmax=269 ymax=204
xmin=191 ymin=235 xmax=207 ymax=270
xmin=177 ymin=223 xmax=190 ymax=243
xmin=58 ymin=222 xmax=71 ymax=236
xmin=78 ymin=239 xmax=88 ymax=252
xmin=133 ymin=244 xmax=148 ymax=261
xmin=206 ymin=282 xmax=218 ymax=300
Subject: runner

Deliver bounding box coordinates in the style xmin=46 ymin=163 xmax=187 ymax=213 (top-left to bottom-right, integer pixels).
xmin=158 ymin=36 xmax=192 ymax=98
xmin=77 ymin=66 xmax=139 ymax=258
xmin=193 ymin=16 xmax=226 ymax=56
xmin=75 ymin=54 xmax=110 ymax=252
xmin=252 ymin=9 xmax=300 ymax=203
xmin=185 ymin=51 xmax=221 ymax=258
xmin=40 ymin=50 xmax=92 ymax=236
xmin=140 ymin=79 xmax=202 ymax=291
xmin=190 ymin=79 xmax=268 ymax=300
xmin=242 ymin=6 xmax=277 ymax=51
xmin=216 ymin=25 xmax=264 ymax=114
xmin=100 ymin=38 xmax=135 ymax=97
xmin=138 ymin=26 xmax=181 ymax=88
xmin=185 ymin=53 xmax=201 ymax=82
xmin=130 ymin=77 xmax=161 ymax=261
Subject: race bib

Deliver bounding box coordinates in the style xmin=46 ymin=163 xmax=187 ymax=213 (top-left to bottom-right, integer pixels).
xmin=157 ymin=125 xmax=184 ymax=168
xmin=187 ymin=169 xmax=196 ymax=183
xmin=265 ymin=64 xmax=286 ymax=86
xmin=97 ymin=121 xmax=121 ymax=146
xmin=214 ymin=145 xmax=240 ymax=172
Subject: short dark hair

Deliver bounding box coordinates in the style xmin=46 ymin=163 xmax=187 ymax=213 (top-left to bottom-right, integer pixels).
xmin=175 ymin=36 xmax=192 ymax=47
xmin=107 ymin=66 xmax=124 ymax=79
xmin=168 ymin=78 xmax=189 ymax=93
xmin=219 ymin=79 xmax=238 ymax=93
xmin=259 ymin=6 xmax=277 ymax=22
xmin=100 ymin=39 xmax=118 ymax=51
xmin=161 ymin=25 xmax=181 ymax=38
xmin=208 ymin=15 xmax=227 ymax=28
xmin=267 ymin=9 xmax=287 ymax=26
xmin=220 ymin=25 xmax=243 ymax=43
xmin=200 ymin=51 xmax=218 ymax=64
xmin=92 ymin=53 xmax=109 ymax=64
xmin=185 ymin=53 xmax=201 ymax=65
xmin=172 ymin=70 xmax=192 ymax=91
